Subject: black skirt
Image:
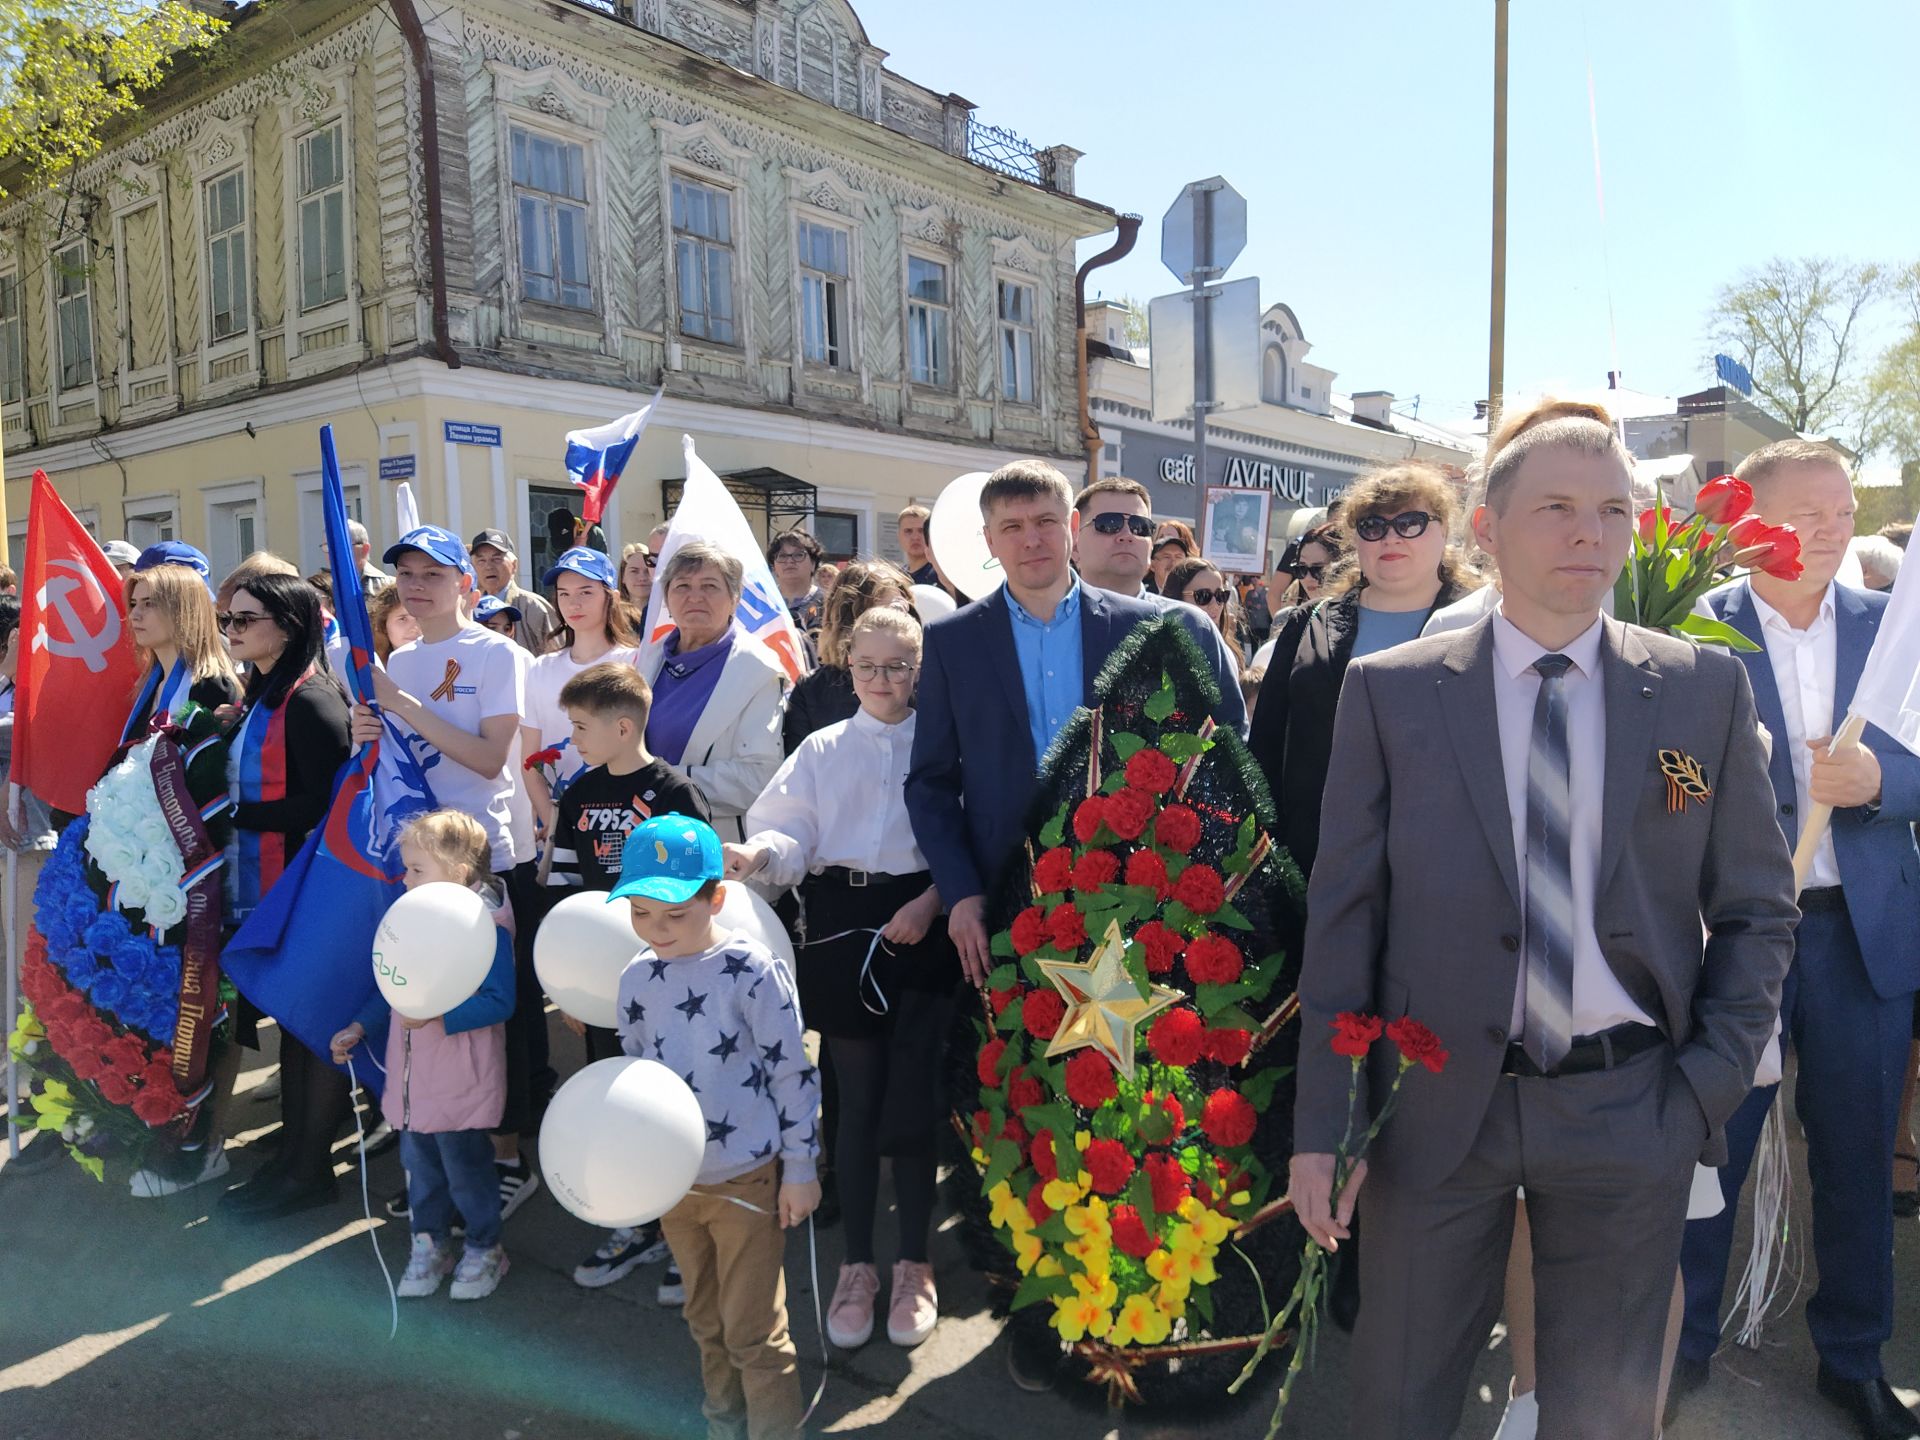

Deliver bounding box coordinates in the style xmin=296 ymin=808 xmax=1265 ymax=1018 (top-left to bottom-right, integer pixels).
xmin=797 ymin=871 xmax=959 ymax=1041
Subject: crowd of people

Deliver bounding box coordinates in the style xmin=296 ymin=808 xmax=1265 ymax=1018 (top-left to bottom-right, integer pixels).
xmin=5 ymin=408 xmax=1918 ymax=1440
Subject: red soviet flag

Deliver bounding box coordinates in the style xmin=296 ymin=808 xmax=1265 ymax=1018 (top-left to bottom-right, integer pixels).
xmin=15 ymin=470 xmax=139 ymax=814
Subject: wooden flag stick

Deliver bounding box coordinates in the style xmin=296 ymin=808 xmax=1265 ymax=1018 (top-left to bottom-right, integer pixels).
xmin=1790 ymin=711 xmax=1868 ymax=893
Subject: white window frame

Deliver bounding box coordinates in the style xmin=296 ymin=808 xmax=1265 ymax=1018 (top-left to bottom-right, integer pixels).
xmin=122 ymin=494 xmax=182 ymax=551
xmin=796 ymin=216 xmax=852 ymax=369
xmin=203 ymin=171 xmax=249 ymax=344
xmin=510 ymin=125 xmax=595 ymax=313
xmin=294 ymin=120 xmax=349 ymax=313
xmin=191 ymin=120 xmax=259 ymax=399
xmin=109 ymin=162 xmax=178 ymax=422
xmin=201 ymin=477 xmax=266 ymax=583
xmin=293 ymin=461 xmax=369 ymax=576
xmin=279 ymin=80 xmax=366 ymax=378
xmin=652 ymin=117 xmax=757 ymax=369
xmin=0 ymin=265 xmax=22 ymax=411
xmin=670 ymin=172 xmax=741 ymax=349
xmin=812 ymin=486 xmax=874 ymax=565
xmin=52 ymin=239 xmax=95 ymax=394
xmin=903 ymin=248 xmax=953 ymax=391
xmin=784 ymin=167 xmax=864 ymax=382
xmin=995 ymin=274 xmax=1037 ymax=407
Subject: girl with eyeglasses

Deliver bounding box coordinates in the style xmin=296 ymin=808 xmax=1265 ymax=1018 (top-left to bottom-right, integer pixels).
xmin=723 ymin=606 xmax=955 ymax=1354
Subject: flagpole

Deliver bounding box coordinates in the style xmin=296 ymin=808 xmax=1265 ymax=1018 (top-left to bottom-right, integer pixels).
xmin=1789 ymin=713 xmax=1869 ymax=892
xmin=5 ymin=786 xmax=19 ymax=1159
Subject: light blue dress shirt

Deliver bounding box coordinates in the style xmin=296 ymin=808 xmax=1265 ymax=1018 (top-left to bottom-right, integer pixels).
xmin=1005 ymin=580 xmax=1084 ymax=761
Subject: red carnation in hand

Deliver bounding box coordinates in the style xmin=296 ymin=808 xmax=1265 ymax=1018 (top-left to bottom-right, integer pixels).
xmin=1330 ymin=1011 xmax=1384 ymax=1058
xmin=1148 ymin=1006 xmax=1206 ymax=1067
xmin=1022 ymin=988 xmax=1066 ymax=1040
xmin=1135 ymin=921 xmax=1184 ymax=975
xmin=1047 ymin=903 xmax=1088 ymax=952
xmin=1026 ymin=1184 xmax=1053 ymax=1226
xmin=1072 ymin=849 xmax=1120 ymax=893
xmin=1008 ymin=1074 xmax=1044 ymax=1112
xmin=1125 ymin=849 xmax=1171 ymax=899
xmin=977 ymin=1037 xmax=1008 ymax=1088
xmin=1693 ymin=474 xmax=1752 ymax=526
xmin=1386 ymin=1016 xmax=1450 ymax=1074
xmin=1124 ymin=747 xmax=1179 ymax=795
xmin=1154 ymin=804 xmax=1202 ymax=854
xmin=1031 ymin=1130 xmax=1059 ymax=1181
xmin=1172 ymin=863 xmax=1226 ymax=916
xmin=1205 ymin=1026 xmax=1253 ymax=1066
xmin=989 ymin=986 xmax=1017 ymax=1017
xmin=1146 ymin=1151 xmax=1190 ymax=1213
xmin=1085 ymin=1137 xmax=1136 ymax=1195
xmin=1072 ymin=796 xmax=1108 ymax=844
xmin=1183 ymin=934 xmax=1244 ymax=986
xmin=1201 ymin=1088 xmax=1257 ymax=1148
xmin=1032 ymin=846 xmax=1074 ymax=896
xmin=1064 ymin=1050 xmax=1118 ymax=1109
xmin=1111 ymin=1204 xmax=1158 ymax=1258
xmin=1103 ymin=786 xmax=1157 ymax=841
xmin=1010 ymin=906 xmax=1049 ymax=957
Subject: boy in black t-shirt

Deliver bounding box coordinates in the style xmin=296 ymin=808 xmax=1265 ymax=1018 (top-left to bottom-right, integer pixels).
xmin=547 ymin=662 xmax=712 ymax=1303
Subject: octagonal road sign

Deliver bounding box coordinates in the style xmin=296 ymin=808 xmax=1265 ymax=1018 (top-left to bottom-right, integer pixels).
xmin=1161 ymin=176 xmax=1247 ymax=285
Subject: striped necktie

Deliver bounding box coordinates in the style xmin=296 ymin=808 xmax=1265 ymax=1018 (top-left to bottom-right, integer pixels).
xmin=1523 ymin=652 xmax=1576 ymax=1072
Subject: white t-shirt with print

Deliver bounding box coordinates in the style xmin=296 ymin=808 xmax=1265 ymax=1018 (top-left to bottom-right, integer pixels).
xmin=385 ymin=624 xmax=527 ymax=871
xmin=503 ymin=645 xmax=536 ymax=866
xmin=523 ymin=645 xmax=643 ymax=792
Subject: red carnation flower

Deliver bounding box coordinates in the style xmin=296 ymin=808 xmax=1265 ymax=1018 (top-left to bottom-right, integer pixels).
xmin=1125 ymin=748 xmax=1179 ymax=795
xmin=1085 ymin=1137 xmax=1136 ymax=1195
xmin=1205 ymin=1026 xmax=1253 ymax=1066
xmin=989 ymin=986 xmax=1017 ymax=1017
xmin=1031 ymin=1130 xmax=1058 ymax=1181
xmin=1008 ymin=1075 xmax=1044 ymax=1113
xmin=1386 ymin=1016 xmax=1450 ymax=1074
xmin=1064 ymin=1050 xmax=1118 ymax=1109
xmin=103 ymin=1033 xmax=147 ymax=1075
xmin=1154 ymin=804 xmax=1202 ymax=854
xmin=1172 ymin=863 xmax=1225 ymax=916
xmin=1047 ymin=903 xmax=1087 ymax=952
xmin=1144 ymin=1089 xmax=1186 ymax=1135
xmin=1022 ymin=988 xmax=1066 ymax=1040
xmin=1202 ymin=1089 xmax=1258 ymax=1149
xmin=1148 ymin=1007 xmax=1206 ymax=1067
xmin=1072 ymin=797 xmax=1108 ymax=844
xmin=133 ymin=1086 xmax=182 ymax=1126
xmin=1001 ymin=1115 xmax=1029 ymax=1147
xmin=96 ymin=1070 xmax=136 ymax=1106
xmin=42 ymin=991 xmax=85 ymax=1025
xmin=1104 ymin=786 xmax=1156 ymax=841
xmin=1072 ymin=850 xmax=1120 ymax=894
xmin=1025 ymin=1184 xmax=1053 ymax=1226
xmin=67 ymin=1046 xmax=105 ymax=1081
xmin=1032 ymin=846 xmax=1074 ymax=896
xmin=1010 ymin=906 xmax=1049 ymax=957
xmin=1146 ymin=1151 xmax=1190 ymax=1213
xmin=1111 ymin=1204 xmax=1158 ymax=1259
xmin=977 ymin=1038 xmax=1008 ymax=1089
xmin=1135 ymin=921 xmax=1184 ymax=975
xmin=1330 ymin=1011 xmax=1385 ymax=1059
xmin=1125 ymin=849 xmax=1171 ymax=898
xmin=972 ymin=1109 xmax=993 ymax=1146
xmin=1183 ymin=934 xmax=1244 ymax=986
xmin=142 ymin=1061 xmax=178 ymax=1095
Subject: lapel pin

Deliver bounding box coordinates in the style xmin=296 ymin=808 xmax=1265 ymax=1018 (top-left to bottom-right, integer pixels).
xmin=1641 ymin=686 xmax=1654 ymax=698
xmin=1658 ymin=748 xmax=1712 ymax=813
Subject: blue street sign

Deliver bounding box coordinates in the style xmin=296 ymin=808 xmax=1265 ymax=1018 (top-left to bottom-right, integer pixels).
xmin=378 ymin=454 xmax=417 ymax=481
xmin=444 ymin=420 xmax=503 ymax=447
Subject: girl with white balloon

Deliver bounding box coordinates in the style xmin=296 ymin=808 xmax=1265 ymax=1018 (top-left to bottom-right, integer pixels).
xmin=330 ymin=810 xmax=516 ymax=1302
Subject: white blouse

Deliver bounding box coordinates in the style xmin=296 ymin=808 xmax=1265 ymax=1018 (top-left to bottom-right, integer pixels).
xmin=743 ymin=709 xmax=928 ymax=888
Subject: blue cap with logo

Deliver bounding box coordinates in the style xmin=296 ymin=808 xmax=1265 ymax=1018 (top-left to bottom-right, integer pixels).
xmin=541 ymin=545 xmax=617 ymax=589
xmin=135 ymin=541 xmax=211 ymax=579
xmin=609 ymin=815 xmax=724 ymax=905
xmin=383 ymin=524 xmax=474 ymax=578
xmin=473 ymin=594 xmax=522 ymax=625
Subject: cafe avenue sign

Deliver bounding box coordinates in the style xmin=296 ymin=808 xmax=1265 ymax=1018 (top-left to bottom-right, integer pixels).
xmin=1158 ymin=452 xmax=1322 ymax=504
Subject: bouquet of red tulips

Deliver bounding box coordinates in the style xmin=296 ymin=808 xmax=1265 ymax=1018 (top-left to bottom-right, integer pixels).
xmin=1616 ymin=474 xmax=1801 ymax=651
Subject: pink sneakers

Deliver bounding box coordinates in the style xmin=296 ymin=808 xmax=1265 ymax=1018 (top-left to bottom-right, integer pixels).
xmin=826 ymin=1262 xmax=881 ymax=1349
xmin=887 ymin=1260 xmax=939 ymax=1347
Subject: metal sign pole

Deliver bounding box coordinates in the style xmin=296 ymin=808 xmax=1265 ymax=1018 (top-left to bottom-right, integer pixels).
xmin=1190 ymin=182 xmax=1219 ymax=494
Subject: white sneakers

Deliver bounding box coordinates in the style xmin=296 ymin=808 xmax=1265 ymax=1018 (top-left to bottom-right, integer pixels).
xmin=128 ymin=1144 xmax=230 ymax=1199
xmin=450 ymin=1244 xmax=509 ymax=1301
xmin=399 ymin=1234 xmax=508 ymax=1300
xmin=398 ymin=1234 xmax=457 ymax=1297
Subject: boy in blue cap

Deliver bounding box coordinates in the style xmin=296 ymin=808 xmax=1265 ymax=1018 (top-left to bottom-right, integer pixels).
xmin=612 ymin=815 xmax=818 ymax=1440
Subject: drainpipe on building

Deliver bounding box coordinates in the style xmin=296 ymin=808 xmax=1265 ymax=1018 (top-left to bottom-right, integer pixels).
xmin=389 ymin=0 xmax=461 ymax=370
xmin=1074 ymin=214 xmax=1141 ymax=483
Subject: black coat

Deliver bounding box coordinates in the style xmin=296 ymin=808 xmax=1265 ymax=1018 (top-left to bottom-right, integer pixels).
xmin=781 ymin=663 xmax=859 ymax=755
xmin=1248 ymin=582 xmax=1472 ymax=879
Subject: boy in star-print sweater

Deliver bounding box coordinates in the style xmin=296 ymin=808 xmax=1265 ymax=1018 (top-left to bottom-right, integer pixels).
xmin=610 ymin=815 xmax=819 ymax=1438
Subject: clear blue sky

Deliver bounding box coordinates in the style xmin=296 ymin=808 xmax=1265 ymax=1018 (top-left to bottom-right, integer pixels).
xmin=858 ymin=0 xmax=1920 ymax=427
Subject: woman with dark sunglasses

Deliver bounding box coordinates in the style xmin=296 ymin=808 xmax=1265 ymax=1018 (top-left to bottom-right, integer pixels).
xmin=1162 ymin=556 xmax=1247 ymax=667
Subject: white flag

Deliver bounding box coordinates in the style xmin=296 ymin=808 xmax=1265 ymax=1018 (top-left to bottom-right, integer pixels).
xmin=640 ymin=434 xmax=808 ymax=682
xmin=395 ymin=481 xmax=420 ymax=537
xmin=1851 ymin=555 xmax=1920 ymax=754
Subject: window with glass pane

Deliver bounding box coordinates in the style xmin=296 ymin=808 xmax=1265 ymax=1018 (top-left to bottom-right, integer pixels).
xmin=673 ymin=177 xmax=736 ymax=345
xmin=907 ymin=255 xmax=950 ymax=386
xmin=205 ymin=171 xmax=248 ymax=340
xmin=54 ymin=243 xmax=93 ymax=389
xmin=998 ymin=279 xmax=1036 ymax=404
xmin=814 ymin=510 xmax=858 ymax=560
xmin=297 ymin=124 xmax=347 ymax=310
xmin=797 ymin=219 xmax=850 ymax=367
xmin=0 ymin=274 xmax=20 ymax=404
xmin=511 ymin=128 xmax=592 ymax=310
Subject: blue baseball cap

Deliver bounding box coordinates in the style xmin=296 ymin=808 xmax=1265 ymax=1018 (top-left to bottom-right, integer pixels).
xmin=473 ymin=594 xmax=522 ymax=625
xmin=609 ymin=815 xmax=724 ymax=904
xmin=383 ymin=524 xmax=474 ymax=578
xmin=541 ymin=545 xmax=617 ymax=589
xmin=135 ymin=541 xmax=211 ymax=580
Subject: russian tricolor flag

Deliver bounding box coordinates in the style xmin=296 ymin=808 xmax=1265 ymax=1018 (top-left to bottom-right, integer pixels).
xmin=564 ymin=385 xmax=665 ymax=524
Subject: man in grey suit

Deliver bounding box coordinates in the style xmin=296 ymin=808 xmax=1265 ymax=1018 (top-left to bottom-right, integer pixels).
xmin=1289 ymin=416 xmax=1798 ymax=1440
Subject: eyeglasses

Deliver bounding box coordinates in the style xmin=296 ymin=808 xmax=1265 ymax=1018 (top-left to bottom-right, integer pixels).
xmin=1088 ymin=512 xmax=1156 ymax=538
xmin=1287 ymin=562 xmax=1326 ymax=581
xmin=850 ymin=660 xmax=917 ymax=682
xmin=218 ymin=612 xmax=269 ymax=633
xmin=773 ymin=551 xmax=812 ymax=565
xmin=1187 ymin=587 xmax=1230 ymax=606
xmin=642 ymin=554 xmax=657 ymax=569
xmin=1354 ymin=511 xmax=1438 ymax=543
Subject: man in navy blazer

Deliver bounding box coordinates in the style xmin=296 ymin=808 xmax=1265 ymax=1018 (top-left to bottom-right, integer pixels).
xmin=906 ymin=460 xmax=1245 ymax=984
xmin=1675 ymin=441 xmax=1920 ymax=1440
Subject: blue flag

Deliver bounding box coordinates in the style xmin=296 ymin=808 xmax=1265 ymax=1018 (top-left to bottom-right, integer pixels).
xmin=222 ymin=425 xmax=436 ymax=1090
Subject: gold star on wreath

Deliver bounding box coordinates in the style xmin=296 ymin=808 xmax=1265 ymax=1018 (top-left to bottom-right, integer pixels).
xmin=1035 ymin=919 xmax=1185 ymax=1080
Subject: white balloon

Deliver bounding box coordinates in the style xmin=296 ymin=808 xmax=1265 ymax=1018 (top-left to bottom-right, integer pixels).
xmin=371 ymin=882 xmax=495 ymax=1021
xmin=910 ymin=583 xmax=956 ymax=621
xmin=928 ymin=470 xmax=1003 ymax=601
xmin=716 ymin=881 xmax=796 ymax=974
xmin=534 ymin=890 xmax=641 ymax=1029
xmin=540 ymin=1058 xmax=706 ymax=1228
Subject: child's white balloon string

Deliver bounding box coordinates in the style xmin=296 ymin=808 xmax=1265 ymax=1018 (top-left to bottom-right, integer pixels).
xmin=345 ymin=1054 xmax=399 ymax=1340
xmin=686 ymin=1188 xmax=829 ymax=1423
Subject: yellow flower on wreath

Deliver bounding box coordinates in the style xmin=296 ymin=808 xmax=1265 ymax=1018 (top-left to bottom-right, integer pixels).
xmin=1176 ymin=1196 xmax=1233 ymax=1248
xmin=1112 ymin=1292 xmax=1173 ymax=1347
xmin=1042 ymin=1171 xmax=1091 ymax=1211
xmin=1051 ymin=1269 xmax=1118 ymax=1342
xmin=1013 ymin=1229 xmax=1045 ymax=1275
xmin=1147 ymin=1241 xmax=1216 ymax=1291
xmin=987 ymin=1180 xmax=1032 ymax=1235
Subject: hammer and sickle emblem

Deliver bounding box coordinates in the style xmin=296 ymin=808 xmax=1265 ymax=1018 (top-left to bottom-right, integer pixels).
xmin=33 ymin=558 xmax=122 ymax=674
